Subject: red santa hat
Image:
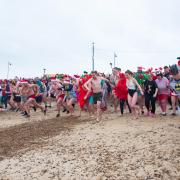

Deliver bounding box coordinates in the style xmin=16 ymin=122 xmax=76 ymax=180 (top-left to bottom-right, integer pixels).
xmin=178 ymin=60 xmax=180 ymax=66
xmin=63 ymin=80 xmax=71 ymax=84
xmin=51 ymin=77 xmax=57 ymax=82
xmin=42 ymin=80 xmax=46 ymax=83
xmin=137 ymin=67 xmax=144 ymax=71
xmin=155 ymin=67 xmax=163 ymax=73
xmin=74 ymin=75 xmax=80 ymax=79
xmin=20 ymin=80 xmax=28 ymax=84
xmin=146 ymin=67 xmax=153 ymax=74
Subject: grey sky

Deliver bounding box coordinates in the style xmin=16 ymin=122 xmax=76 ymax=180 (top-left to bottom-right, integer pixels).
xmin=0 ymin=0 xmax=179 ymax=78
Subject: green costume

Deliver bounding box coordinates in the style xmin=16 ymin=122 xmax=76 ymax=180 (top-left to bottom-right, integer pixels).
xmin=134 ymin=72 xmax=149 ymax=86
xmin=134 ymin=72 xmax=149 ymax=96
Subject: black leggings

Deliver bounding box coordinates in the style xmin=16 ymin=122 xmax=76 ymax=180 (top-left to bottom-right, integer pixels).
xmin=145 ymin=94 xmax=156 ymax=114
xmin=120 ymin=100 xmax=131 ymax=115
xmin=168 ymin=96 xmax=172 ymax=106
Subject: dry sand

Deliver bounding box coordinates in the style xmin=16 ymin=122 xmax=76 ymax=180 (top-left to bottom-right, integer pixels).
xmin=0 ymin=106 xmax=180 ymax=180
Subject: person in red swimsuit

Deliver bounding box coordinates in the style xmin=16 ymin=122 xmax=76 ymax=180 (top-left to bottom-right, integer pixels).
xmin=23 ymin=82 xmax=46 ymax=118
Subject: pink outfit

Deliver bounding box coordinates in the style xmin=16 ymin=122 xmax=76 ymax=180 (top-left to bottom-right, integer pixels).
xmin=155 ymin=77 xmax=169 ymax=95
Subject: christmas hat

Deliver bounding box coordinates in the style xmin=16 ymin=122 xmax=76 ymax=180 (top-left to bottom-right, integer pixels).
xmin=74 ymin=75 xmax=80 ymax=78
xmin=178 ymin=60 xmax=180 ymax=66
xmin=63 ymin=80 xmax=70 ymax=84
xmin=50 ymin=77 xmax=57 ymax=82
xmin=20 ymin=80 xmax=28 ymax=84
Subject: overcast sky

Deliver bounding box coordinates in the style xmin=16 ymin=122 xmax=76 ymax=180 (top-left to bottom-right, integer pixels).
xmin=0 ymin=0 xmax=179 ymax=78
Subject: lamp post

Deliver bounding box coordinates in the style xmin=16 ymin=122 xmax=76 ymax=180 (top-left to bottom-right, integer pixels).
xmin=43 ymin=68 xmax=46 ymax=76
xmin=114 ymin=52 xmax=117 ymax=68
xmin=7 ymin=62 xmax=12 ymax=79
xmin=92 ymin=42 xmax=95 ymax=71
xmin=110 ymin=62 xmax=113 ymax=69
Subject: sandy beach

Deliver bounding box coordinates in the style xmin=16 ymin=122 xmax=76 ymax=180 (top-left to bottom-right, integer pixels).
xmin=0 ymin=107 xmax=180 ymax=180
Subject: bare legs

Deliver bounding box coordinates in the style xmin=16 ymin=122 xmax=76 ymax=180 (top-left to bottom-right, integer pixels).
xmin=56 ymin=97 xmax=63 ymax=117
xmin=171 ymin=96 xmax=177 ymax=115
xmin=128 ymin=92 xmax=139 ymax=119
xmin=66 ymin=98 xmax=76 ymax=116
xmin=96 ymin=101 xmax=102 ymax=121
xmin=137 ymin=95 xmax=144 ymax=114
xmin=24 ymin=98 xmax=45 ymax=117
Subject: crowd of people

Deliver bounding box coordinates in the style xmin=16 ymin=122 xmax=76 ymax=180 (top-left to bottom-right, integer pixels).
xmin=0 ymin=59 xmax=180 ymax=122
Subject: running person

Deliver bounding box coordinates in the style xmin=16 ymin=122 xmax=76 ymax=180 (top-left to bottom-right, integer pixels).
xmin=155 ymin=71 xmax=169 ymax=116
xmin=23 ymin=82 xmax=46 ymax=118
xmin=84 ymin=71 xmax=109 ymax=122
xmin=125 ymin=70 xmax=144 ymax=119
xmin=144 ymin=74 xmax=158 ymax=117
xmin=169 ymin=63 xmax=180 ymax=115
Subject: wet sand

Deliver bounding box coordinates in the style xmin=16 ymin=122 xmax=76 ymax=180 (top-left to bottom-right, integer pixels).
xmin=0 ymin=107 xmax=180 ymax=180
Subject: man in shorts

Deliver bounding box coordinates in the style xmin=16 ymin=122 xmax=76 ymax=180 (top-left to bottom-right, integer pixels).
xmin=84 ymin=71 xmax=109 ymax=121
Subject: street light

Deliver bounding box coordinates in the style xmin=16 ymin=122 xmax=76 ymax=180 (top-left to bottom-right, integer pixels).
xmin=110 ymin=62 xmax=113 ymax=69
xmin=7 ymin=62 xmax=12 ymax=79
xmin=114 ymin=52 xmax=117 ymax=68
xmin=92 ymin=42 xmax=95 ymax=71
xmin=43 ymin=68 xmax=46 ymax=75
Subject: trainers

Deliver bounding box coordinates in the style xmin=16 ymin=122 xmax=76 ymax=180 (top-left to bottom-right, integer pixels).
xmin=21 ymin=111 xmax=25 ymax=115
xmin=160 ymin=112 xmax=167 ymax=116
xmin=24 ymin=114 xmax=30 ymax=118
xmin=22 ymin=112 xmax=28 ymax=116
xmin=33 ymin=106 xmax=37 ymax=112
xmin=56 ymin=114 xmax=60 ymax=118
xmin=43 ymin=109 xmax=47 ymax=115
xmin=63 ymin=109 xmax=67 ymax=113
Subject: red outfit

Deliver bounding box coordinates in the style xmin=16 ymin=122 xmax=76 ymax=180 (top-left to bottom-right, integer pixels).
xmin=114 ymin=73 xmax=128 ymax=100
xmin=77 ymin=75 xmax=92 ymax=108
xmin=77 ymin=78 xmax=88 ymax=108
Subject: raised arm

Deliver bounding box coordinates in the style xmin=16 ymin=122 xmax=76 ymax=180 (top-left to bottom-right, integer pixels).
xmin=83 ymin=78 xmax=92 ymax=91
xmin=100 ymin=77 xmax=109 ymax=82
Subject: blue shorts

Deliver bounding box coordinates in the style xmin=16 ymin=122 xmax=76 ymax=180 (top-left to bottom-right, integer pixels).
xmin=88 ymin=96 xmax=94 ymax=105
